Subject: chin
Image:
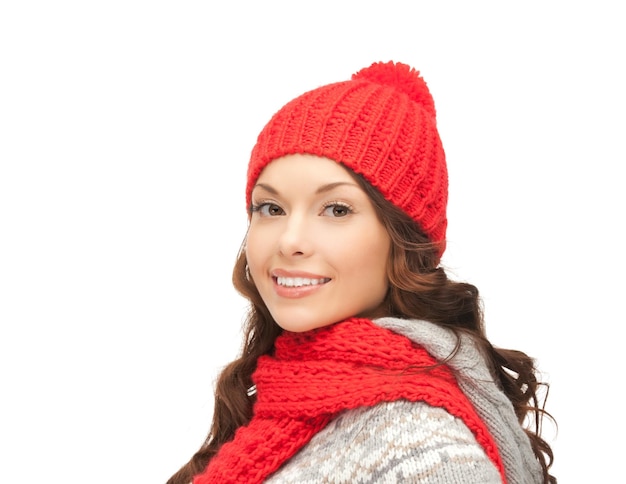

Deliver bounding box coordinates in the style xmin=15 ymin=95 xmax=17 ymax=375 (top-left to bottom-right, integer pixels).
xmin=274 ymin=321 xmax=334 ymax=333
xmin=271 ymin=312 xmax=343 ymax=333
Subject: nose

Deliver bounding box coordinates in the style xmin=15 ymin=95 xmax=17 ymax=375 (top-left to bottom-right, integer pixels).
xmin=278 ymin=212 xmax=312 ymax=257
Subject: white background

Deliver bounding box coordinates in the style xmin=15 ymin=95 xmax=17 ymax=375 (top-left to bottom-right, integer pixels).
xmin=1 ymin=2 xmax=624 ymax=482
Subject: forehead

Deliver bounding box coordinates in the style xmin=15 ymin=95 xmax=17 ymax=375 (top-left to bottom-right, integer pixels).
xmin=256 ymin=154 xmax=355 ymax=184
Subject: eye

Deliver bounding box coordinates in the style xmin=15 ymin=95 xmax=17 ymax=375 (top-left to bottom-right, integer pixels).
xmin=321 ymin=202 xmax=352 ymax=218
xmin=251 ymin=202 xmax=285 ymax=217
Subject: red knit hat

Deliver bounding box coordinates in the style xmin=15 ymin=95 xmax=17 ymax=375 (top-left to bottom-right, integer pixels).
xmin=246 ymin=61 xmax=448 ymax=255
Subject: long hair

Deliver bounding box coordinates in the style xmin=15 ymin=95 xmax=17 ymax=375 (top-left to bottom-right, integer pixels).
xmin=167 ymin=169 xmax=556 ymax=484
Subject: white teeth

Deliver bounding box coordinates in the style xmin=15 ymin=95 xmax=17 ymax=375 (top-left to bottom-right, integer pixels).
xmin=276 ymin=276 xmax=329 ymax=287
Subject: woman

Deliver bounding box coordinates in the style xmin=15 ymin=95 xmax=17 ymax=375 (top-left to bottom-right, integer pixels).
xmin=168 ymin=61 xmax=556 ymax=483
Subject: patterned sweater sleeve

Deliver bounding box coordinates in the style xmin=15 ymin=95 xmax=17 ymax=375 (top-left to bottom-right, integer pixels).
xmin=266 ymin=399 xmax=502 ymax=484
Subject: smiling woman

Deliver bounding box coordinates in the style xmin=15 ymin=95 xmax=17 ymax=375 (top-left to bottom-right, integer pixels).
xmin=166 ymin=61 xmax=557 ymax=484
xmin=247 ymin=155 xmax=391 ymax=332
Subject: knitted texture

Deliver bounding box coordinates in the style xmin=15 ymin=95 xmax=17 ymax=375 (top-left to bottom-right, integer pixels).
xmin=375 ymin=317 xmax=544 ymax=484
xmin=193 ymin=318 xmax=505 ymax=484
xmin=246 ymin=61 xmax=448 ymax=256
xmin=267 ymin=400 xmax=503 ymax=483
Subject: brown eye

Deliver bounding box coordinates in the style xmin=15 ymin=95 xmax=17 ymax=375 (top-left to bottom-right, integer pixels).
xmin=267 ymin=204 xmax=284 ymax=216
xmin=322 ymin=203 xmax=352 ymax=217
xmin=259 ymin=203 xmax=285 ymax=217
xmin=252 ymin=202 xmax=285 ymax=216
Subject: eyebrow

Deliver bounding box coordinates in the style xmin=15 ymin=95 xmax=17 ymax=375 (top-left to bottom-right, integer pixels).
xmin=253 ymin=181 xmax=360 ymax=195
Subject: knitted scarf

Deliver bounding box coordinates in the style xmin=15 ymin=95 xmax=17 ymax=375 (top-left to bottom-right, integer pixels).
xmin=193 ymin=318 xmax=506 ymax=483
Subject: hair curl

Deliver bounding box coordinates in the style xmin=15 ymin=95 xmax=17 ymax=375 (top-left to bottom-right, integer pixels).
xmin=167 ymin=170 xmax=556 ymax=484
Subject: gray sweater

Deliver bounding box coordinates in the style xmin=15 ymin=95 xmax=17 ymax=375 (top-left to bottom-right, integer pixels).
xmin=266 ymin=317 xmax=543 ymax=484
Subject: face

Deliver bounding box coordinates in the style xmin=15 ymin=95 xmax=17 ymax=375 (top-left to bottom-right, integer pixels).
xmin=246 ymin=154 xmax=391 ymax=332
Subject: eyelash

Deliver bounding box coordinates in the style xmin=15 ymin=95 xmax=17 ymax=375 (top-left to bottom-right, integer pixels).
xmin=321 ymin=201 xmax=353 ymax=217
xmin=249 ymin=200 xmax=354 ymax=217
xmin=249 ymin=201 xmax=282 ymax=216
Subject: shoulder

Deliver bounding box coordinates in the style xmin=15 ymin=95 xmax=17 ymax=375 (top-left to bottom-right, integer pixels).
xmin=267 ymin=400 xmax=502 ymax=483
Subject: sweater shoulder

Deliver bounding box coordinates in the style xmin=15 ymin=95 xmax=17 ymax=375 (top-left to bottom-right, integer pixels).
xmin=266 ymin=400 xmax=502 ymax=483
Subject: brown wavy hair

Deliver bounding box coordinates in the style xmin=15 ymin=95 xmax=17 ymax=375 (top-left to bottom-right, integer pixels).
xmin=167 ymin=169 xmax=557 ymax=484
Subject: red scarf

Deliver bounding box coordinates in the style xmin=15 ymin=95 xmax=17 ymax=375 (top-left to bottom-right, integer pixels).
xmin=194 ymin=318 xmax=505 ymax=483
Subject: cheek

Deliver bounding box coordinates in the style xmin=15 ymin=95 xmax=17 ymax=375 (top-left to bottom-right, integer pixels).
xmin=245 ymin=229 xmax=266 ymax=275
xmin=337 ymin=232 xmax=390 ymax=279
xmin=245 ymin=224 xmax=280 ymax=280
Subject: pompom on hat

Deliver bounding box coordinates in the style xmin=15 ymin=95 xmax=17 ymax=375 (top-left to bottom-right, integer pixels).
xmin=246 ymin=61 xmax=448 ymax=257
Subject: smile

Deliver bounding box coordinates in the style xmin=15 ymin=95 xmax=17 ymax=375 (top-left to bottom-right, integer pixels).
xmin=276 ymin=277 xmax=331 ymax=287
